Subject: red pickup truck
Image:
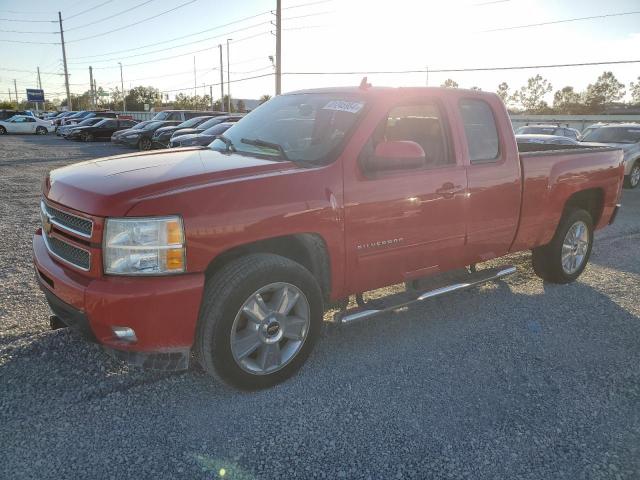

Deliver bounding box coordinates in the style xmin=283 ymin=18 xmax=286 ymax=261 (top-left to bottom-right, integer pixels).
xmin=33 ymin=86 xmax=624 ymax=389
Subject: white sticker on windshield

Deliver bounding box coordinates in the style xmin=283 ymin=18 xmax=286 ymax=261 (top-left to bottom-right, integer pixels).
xmin=322 ymin=100 xmax=364 ymax=114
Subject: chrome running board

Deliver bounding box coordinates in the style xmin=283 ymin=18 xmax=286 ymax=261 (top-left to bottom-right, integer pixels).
xmin=336 ymin=266 xmax=516 ymax=325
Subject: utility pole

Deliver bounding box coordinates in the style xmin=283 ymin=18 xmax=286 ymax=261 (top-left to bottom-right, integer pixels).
xmin=118 ymin=62 xmax=126 ymax=112
xmin=218 ymin=44 xmax=224 ymax=112
xmin=37 ymin=67 xmax=43 ymax=113
xmin=93 ymin=78 xmax=97 ymax=107
xmin=8 ymin=88 xmax=12 ymax=104
xmin=89 ymin=66 xmax=95 ymax=108
xmin=209 ymin=85 xmax=213 ymax=111
xmin=275 ymin=0 xmax=281 ymax=95
xmin=226 ymin=38 xmax=232 ymax=113
xmin=13 ymin=79 xmax=18 ymax=108
xmin=58 ymin=12 xmax=72 ymax=110
xmin=193 ymin=56 xmax=197 ymax=98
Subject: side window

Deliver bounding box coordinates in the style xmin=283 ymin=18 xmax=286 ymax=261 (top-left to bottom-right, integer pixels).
xmin=459 ymin=99 xmax=500 ymax=163
xmin=27 ymin=118 xmax=36 ymax=122
xmin=379 ymin=103 xmax=452 ymax=168
xmin=102 ymin=120 xmax=116 ymax=128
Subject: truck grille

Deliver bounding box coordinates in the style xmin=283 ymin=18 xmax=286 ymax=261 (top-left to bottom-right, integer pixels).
xmin=41 ymin=201 xmax=93 ymax=237
xmin=44 ymin=235 xmax=91 ymax=271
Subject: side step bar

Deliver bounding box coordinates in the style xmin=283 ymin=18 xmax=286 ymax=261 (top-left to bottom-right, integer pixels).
xmin=335 ymin=266 xmax=516 ymax=325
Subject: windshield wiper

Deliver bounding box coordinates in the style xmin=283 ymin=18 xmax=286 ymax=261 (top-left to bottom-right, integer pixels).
xmin=240 ymin=137 xmax=289 ymax=160
xmin=215 ymin=134 xmax=236 ymax=152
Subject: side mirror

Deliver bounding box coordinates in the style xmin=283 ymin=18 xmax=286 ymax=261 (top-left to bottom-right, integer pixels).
xmin=363 ymin=140 xmax=426 ymax=174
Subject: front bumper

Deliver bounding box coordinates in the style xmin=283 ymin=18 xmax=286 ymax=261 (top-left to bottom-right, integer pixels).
xmin=33 ymin=230 xmax=205 ymax=369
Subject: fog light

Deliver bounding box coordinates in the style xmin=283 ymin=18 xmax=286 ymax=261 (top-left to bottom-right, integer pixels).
xmin=112 ymin=326 xmax=137 ymax=342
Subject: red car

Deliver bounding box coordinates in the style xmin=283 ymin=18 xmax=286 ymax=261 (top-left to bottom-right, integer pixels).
xmin=33 ymin=85 xmax=624 ymax=389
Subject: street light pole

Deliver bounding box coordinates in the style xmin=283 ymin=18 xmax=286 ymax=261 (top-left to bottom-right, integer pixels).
xmin=218 ymin=44 xmax=224 ymax=112
xmin=275 ymin=0 xmax=281 ymax=95
xmin=226 ymin=38 xmax=232 ymax=113
xmin=118 ymin=62 xmax=126 ymax=112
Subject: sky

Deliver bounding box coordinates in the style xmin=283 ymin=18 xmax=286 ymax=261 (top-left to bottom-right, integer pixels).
xmin=0 ymin=0 xmax=639 ymax=105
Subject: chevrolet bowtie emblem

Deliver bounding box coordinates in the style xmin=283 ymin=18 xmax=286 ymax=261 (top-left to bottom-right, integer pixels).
xmin=43 ymin=216 xmax=53 ymax=235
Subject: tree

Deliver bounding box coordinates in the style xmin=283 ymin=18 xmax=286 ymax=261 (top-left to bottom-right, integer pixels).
xmin=124 ymin=86 xmax=161 ymax=111
xmin=585 ymin=71 xmax=625 ymax=107
xmin=0 ymin=101 xmax=14 ymax=109
xmin=496 ymin=82 xmax=510 ymax=104
xmin=236 ymin=99 xmax=246 ymax=112
xmin=552 ymin=86 xmax=588 ymax=114
xmin=628 ymin=77 xmax=640 ymax=104
xmin=441 ymin=78 xmax=459 ymax=88
xmin=259 ymin=94 xmax=272 ymax=104
xmin=513 ymin=74 xmax=552 ymax=112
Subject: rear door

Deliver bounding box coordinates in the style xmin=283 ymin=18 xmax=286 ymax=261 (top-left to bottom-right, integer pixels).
xmin=456 ymin=97 xmax=521 ymax=265
xmin=344 ymin=96 xmax=469 ymax=293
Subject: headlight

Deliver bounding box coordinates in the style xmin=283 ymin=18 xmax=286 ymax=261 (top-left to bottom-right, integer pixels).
xmin=103 ymin=216 xmax=186 ymax=275
xmin=124 ymin=132 xmax=141 ymax=138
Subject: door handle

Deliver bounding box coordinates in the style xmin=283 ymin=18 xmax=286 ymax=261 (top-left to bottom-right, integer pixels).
xmin=435 ymin=182 xmax=463 ymax=198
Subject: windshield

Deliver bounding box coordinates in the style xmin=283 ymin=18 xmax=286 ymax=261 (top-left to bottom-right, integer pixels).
xmin=581 ymin=126 xmax=640 ymax=144
xmin=517 ymin=126 xmax=557 ymax=135
xmin=152 ymin=111 xmax=173 ymax=121
xmin=177 ymin=116 xmax=212 ymax=128
xmin=131 ymin=121 xmax=152 ymax=130
xmin=143 ymin=121 xmax=169 ymax=130
xmin=203 ymin=123 xmax=233 ymax=136
xmin=210 ymin=93 xmax=366 ymax=163
xmin=78 ymin=118 xmax=99 ymax=126
xmin=197 ymin=117 xmax=228 ymax=130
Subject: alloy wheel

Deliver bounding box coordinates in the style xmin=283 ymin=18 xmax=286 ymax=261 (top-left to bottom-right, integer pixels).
xmin=561 ymin=220 xmax=589 ymax=275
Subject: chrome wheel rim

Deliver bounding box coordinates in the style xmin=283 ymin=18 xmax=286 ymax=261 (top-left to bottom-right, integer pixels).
xmin=631 ymin=165 xmax=640 ymax=187
xmin=561 ymin=220 xmax=589 ymax=275
xmin=230 ymin=282 xmax=310 ymax=375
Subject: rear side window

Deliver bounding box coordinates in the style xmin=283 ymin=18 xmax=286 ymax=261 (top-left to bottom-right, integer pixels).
xmin=459 ymin=99 xmax=500 ymax=163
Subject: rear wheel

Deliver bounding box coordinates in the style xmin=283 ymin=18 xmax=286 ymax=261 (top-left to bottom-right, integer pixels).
xmin=625 ymin=161 xmax=640 ymax=189
xmin=138 ymin=137 xmax=152 ymax=150
xmin=195 ymin=254 xmax=323 ymax=390
xmin=81 ymin=132 xmax=93 ymax=142
xmin=532 ymin=208 xmax=593 ymax=284
xmin=35 ymin=126 xmax=47 ymax=135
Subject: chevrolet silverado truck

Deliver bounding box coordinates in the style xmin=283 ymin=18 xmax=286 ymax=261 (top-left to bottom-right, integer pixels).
xmin=33 ymin=86 xmax=624 ymax=389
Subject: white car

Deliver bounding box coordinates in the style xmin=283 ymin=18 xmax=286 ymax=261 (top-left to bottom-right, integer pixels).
xmin=0 ymin=115 xmax=54 ymax=135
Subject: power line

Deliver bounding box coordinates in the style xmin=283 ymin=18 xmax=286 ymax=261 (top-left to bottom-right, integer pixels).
xmin=0 ymin=37 xmax=59 ymax=44
xmin=63 ymin=0 xmax=116 ymax=21
xmin=65 ymin=0 xmax=159 ymax=31
xmin=0 ymin=18 xmax=56 ymax=23
xmin=66 ymin=0 xmax=199 ymax=43
xmin=159 ymin=72 xmax=274 ymax=94
xmin=482 ymin=10 xmax=640 ymax=32
xmin=0 ymin=27 xmax=56 ymax=34
xmin=281 ymin=59 xmax=640 ymax=76
xmin=281 ymin=0 xmax=332 ymax=11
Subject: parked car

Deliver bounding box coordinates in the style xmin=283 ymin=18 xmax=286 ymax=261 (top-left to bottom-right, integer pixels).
xmin=34 ymin=86 xmax=624 ymax=389
xmin=170 ymin=115 xmax=243 ymax=140
xmin=580 ymin=123 xmax=640 ymax=188
xmin=169 ymin=122 xmax=235 ymax=147
xmin=110 ymin=120 xmax=154 ymax=143
xmin=515 ymin=134 xmax=580 ymax=146
xmin=0 ymin=109 xmax=35 ymax=121
xmin=114 ymin=120 xmax=181 ymax=150
xmin=61 ymin=111 xmax=118 ymax=127
xmin=0 ymin=115 xmax=54 ymax=135
xmin=515 ymin=124 xmax=581 ymax=140
xmin=67 ymin=118 xmax=138 ymax=142
xmin=51 ymin=111 xmax=78 ymax=127
xmin=151 ymin=110 xmax=221 ymax=122
xmin=151 ymin=115 xmax=214 ymax=148
xmin=57 ymin=117 xmax=106 ymax=137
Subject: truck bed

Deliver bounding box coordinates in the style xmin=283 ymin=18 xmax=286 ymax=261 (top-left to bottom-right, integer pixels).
xmin=510 ymin=144 xmax=624 ymax=252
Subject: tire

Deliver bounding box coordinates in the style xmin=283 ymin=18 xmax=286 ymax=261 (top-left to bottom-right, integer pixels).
xmin=35 ymin=126 xmax=47 ymax=135
xmin=0 ymin=126 xmax=6 ymax=134
xmin=138 ymin=137 xmax=152 ymax=150
xmin=532 ymin=208 xmax=593 ymax=284
xmin=195 ymin=254 xmax=323 ymax=390
xmin=625 ymin=161 xmax=640 ymax=189
xmin=82 ymin=132 xmax=93 ymax=142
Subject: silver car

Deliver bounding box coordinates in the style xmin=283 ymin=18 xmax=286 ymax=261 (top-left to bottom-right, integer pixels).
xmin=515 ymin=124 xmax=582 ymax=140
xmin=580 ymin=123 xmax=640 ymax=189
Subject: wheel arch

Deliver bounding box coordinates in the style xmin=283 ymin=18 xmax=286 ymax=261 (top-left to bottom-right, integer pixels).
xmin=563 ymin=188 xmax=604 ymax=225
xmin=204 ymin=233 xmax=332 ymax=301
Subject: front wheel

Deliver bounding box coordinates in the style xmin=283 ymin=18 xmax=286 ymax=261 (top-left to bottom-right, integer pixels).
xmin=195 ymin=254 xmax=323 ymax=390
xmin=35 ymin=126 xmax=48 ymax=135
xmin=532 ymin=208 xmax=593 ymax=284
xmin=138 ymin=137 xmax=152 ymax=150
xmin=625 ymin=161 xmax=640 ymax=189
xmin=0 ymin=126 xmax=6 ymax=134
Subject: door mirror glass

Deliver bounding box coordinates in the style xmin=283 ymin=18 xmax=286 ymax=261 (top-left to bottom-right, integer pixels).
xmin=363 ymin=140 xmax=426 ymax=174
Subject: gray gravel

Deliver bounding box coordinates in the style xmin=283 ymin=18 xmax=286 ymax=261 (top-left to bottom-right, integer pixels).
xmin=1 ymin=134 xmax=639 ymax=479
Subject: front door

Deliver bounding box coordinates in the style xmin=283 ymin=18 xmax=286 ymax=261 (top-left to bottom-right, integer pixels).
xmin=344 ymin=99 xmax=469 ymax=294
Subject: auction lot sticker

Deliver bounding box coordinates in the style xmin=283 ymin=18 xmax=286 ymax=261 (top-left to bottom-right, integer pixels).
xmin=322 ymin=100 xmax=364 ymax=114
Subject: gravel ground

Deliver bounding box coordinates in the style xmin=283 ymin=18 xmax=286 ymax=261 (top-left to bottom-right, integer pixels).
xmin=1 ymin=134 xmax=639 ymax=479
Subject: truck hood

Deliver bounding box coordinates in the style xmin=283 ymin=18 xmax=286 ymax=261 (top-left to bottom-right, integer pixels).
xmin=45 ymin=148 xmax=294 ymax=216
